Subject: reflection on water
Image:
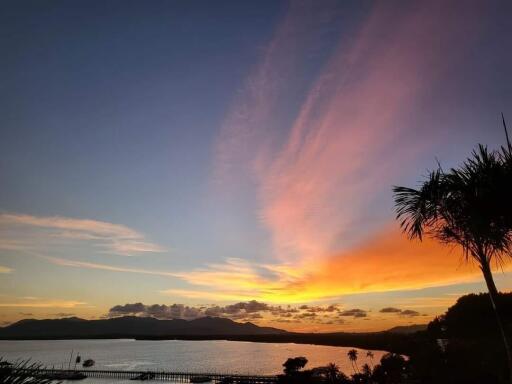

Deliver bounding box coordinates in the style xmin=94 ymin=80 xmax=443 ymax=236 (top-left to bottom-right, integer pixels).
xmin=0 ymin=339 xmax=385 ymax=377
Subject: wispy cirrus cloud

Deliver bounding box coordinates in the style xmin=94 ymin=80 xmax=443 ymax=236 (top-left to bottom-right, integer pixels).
xmin=33 ymin=230 xmax=503 ymax=307
xmin=254 ymin=2 xmax=483 ymax=265
xmin=34 ymin=255 xmax=291 ymax=303
xmin=0 ymin=213 xmax=165 ymax=256
xmin=40 ymin=255 xmax=178 ymax=277
xmin=170 ymin=258 xmax=299 ymax=299
xmin=0 ymin=265 xmax=13 ymax=273
xmin=0 ymin=299 xmax=87 ymax=308
xmin=210 ymin=1 xmax=488 ymax=303
xmin=213 ymin=1 xmax=340 ymax=189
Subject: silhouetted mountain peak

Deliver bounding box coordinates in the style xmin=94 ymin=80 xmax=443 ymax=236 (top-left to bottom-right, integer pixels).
xmin=386 ymin=324 xmax=427 ymax=334
xmin=0 ymin=316 xmax=287 ymax=339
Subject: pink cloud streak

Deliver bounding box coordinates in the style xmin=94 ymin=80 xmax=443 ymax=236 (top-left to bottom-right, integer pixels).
xmin=215 ymin=2 xmax=483 ymax=268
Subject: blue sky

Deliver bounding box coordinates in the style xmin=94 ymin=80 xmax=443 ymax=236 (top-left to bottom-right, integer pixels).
xmin=0 ymin=0 xmax=511 ymax=331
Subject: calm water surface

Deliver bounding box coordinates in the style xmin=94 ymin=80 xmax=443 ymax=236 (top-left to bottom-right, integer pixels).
xmin=0 ymin=339 xmax=385 ymax=379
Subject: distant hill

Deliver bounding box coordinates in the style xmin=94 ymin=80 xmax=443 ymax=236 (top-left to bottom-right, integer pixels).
xmin=0 ymin=316 xmax=287 ymax=339
xmin=386 ymin=324 xmax=427 ymax=334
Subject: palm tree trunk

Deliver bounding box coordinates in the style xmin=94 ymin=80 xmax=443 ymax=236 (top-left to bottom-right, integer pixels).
xmin=481 ymin=260 xmax=512 ymax=383
xmin=351 ymin=360 xmax=359 ymax=375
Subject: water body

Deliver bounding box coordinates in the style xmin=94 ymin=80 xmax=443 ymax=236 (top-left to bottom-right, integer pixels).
xmin=0 ymin=339 xmax=385 ymax=378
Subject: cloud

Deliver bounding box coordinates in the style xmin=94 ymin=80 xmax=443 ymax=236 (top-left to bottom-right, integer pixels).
xmin=163 ymin=229 xmax=494 ymax=304
xmin=109 ymin=303 xmax=203 ymax=320
xmin=213 ymin=1 xmax=340 ymax=189
xmin=106 ymin=300 xmax=350 ymax=326
xmin=0 ymin=265 xmax=13 ymax=273
xmin=40 ymin=255 xmax=179 ymax=277
xmin=214 ymin=2 xmax=483 ymax=270
xmin=0 ymin=213 xmax=165 ymax=256
xmin=164 ymin=258 xmax=305 ymax=303
xmin=159 ymin=228 xmax=497 ymax=303
xmin=400 ymin=309 xmax=420 ymax=317
xmin=282 ymin=227 xmax=493 ymax=300
xmin=207 ymin=0 xmax=491 ymax=307
xmin=305 ymin=305 xmax=339 ymax=313
xmin=0 ymin=299 xmax=86 ymax=308
xmin=223 ymin=300 xmax=270 ymax=314
xmin=108 ymin=300 xmax=273 ymax=321
xmin=28 ymin=228 xmax=497 ymax=310
xmin=339 ymin=309 xmax=367 ymax=318
xmin=110 ymin=303 xmax=146 ymax=314
xmin=39 ymin=229 xmax=499 ymax=307
xmin=203 ymin=301 xmax=272 ymax=319
xmin=380 ymin=307 xmax=402 ymax=313
xmin=295 ymin=312 xmax=317 ymax=319
xmin=379 ymin=307 xmax=420 ymax=316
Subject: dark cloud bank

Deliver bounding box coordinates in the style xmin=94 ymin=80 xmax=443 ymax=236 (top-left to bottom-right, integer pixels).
xmin=107 ymin=300 xmax=420 ymax=325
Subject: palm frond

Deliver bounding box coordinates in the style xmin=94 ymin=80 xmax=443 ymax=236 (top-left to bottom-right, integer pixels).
xmin=0 ymin=358 xmax=60 ymax=384
xmin=393 ymin=140 xmax=512 ymax=267
xmin=393 ymin=168 xmax=444 ymax=240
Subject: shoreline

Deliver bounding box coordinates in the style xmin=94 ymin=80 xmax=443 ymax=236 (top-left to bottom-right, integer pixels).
xmin=0 ymin=331 xmax=413 ymax=354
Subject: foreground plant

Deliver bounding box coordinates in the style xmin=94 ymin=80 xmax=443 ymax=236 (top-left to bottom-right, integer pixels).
xmin=0 ymin=359 xmax=58 ymax=384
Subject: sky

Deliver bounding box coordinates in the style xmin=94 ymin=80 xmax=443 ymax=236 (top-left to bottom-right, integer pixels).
xmin=0 ymin=0 xmax=511 ymax=332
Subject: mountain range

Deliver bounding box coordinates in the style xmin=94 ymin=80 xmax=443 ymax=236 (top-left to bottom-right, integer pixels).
xmin=0 ymin=316 xmax=287 ymax=339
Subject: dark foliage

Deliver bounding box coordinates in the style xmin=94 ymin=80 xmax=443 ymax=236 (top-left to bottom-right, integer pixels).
xmin=408 ymin=292 xmax=512 ymax=384
xmin=371 ymin=353 xmax=407 ymax=384
xmin=0 ymin=359 xmax=58 ymax=384
xmin=283 ymin=357 xmax=308 ymax=375
xmin=427 ymin=292 xmax=512 ymax=339
xmin=393 ymin=120 xmax=512 ymax=382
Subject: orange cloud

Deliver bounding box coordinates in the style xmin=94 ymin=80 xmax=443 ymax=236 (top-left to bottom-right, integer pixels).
xmin=32 ymin=229 xmax=502 ymax=307
xmin=163 ymin=228 xmax=498 ymax=304
xmin=287 ymin=227 xmax=492 ymax=300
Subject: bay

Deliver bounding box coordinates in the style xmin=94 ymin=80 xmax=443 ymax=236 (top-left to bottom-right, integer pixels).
xmin=0 ymin=339 xmax=386 ymax=379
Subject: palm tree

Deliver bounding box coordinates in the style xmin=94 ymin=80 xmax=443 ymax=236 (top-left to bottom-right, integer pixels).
xmin=366 ymin=351 xmax=374 ymax=368
xmin=325 ymin=363 xmax=341 ymax=383
xmin=347 ymin=349 xmax=359 ymax=374
xmin=393 ymin=119 xmax=512 ymax=382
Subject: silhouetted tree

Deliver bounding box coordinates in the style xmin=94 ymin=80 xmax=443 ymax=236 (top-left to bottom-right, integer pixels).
xmin=350 ymin=373 xmax=368 ymax=384
xmin=430 ymin=293 xmax=512 ymax=339
xmin=283 ymin=356 xmax=308 ymax=375
xmin=324 ymin=363 xmax=340 ymax=383
xmin=361 ymin=363 xmax=372 ymax=377
xmin=366 ymin=351 xmax=374 ymax=368
xmin=372 ymin=353 xmax=406 ymax=384
xmin=313 ymin=363 xmax=351 ymax=384
xmin=348 ymin=349 xmax=359 ymax=374
xmin=393 ymin=118 xmax=512 ymax=382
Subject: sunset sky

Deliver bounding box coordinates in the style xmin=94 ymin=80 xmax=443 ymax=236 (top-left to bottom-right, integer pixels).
xmin=1 ymin=0 xmax=512 ymax=332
